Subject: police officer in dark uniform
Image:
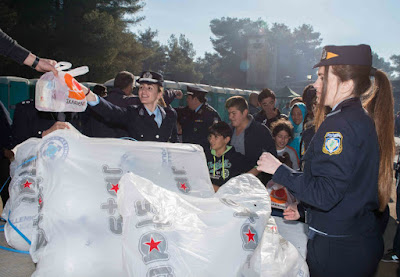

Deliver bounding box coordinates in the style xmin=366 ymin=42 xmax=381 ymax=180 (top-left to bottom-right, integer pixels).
xmin=176 ymin=85 xmax=221 ymax=151
xmin=85 ymin=71 xmax=178 ymax=142
xmin=257 ymin=44 xmax=395 ymax=277
xmin=11 ymin=99 xmax=84 ymax=145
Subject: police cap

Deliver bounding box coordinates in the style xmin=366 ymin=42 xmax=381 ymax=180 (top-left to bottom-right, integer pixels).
xmin=137 ymin=71 xmax=164 ymax=87
xmin=313 ymin=44 xmax=372 ymax=68
xmin=186 ymin=85 xmax=208 ymax=95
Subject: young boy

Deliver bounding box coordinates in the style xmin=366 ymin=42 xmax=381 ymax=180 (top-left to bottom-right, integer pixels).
xmin=270 ymin=119 xmax=300 ymax=170
xmin=205 ymin=121 xmax=253 ymax=192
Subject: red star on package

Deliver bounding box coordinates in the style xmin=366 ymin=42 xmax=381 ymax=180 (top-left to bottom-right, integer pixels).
xmin=23 ymin=180 xmax=32 ymax=188
xmin=145 ymin=237 xmax=162 ymax=253
xmin=180 ymin=183 xmax=187 ymax=191
xmin=39 ymin=198 xmax=42 ymax=205
xmin=110 ymin=184 xmax=119 ymax=194
xmin=245 ymin=228 xmax=255 ymax=242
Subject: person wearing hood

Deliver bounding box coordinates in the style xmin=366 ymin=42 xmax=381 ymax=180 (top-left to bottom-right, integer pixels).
xmin=205 ymin=121 xmax=253 ymax=192
xmin=288 ymin=102 xmax=307 ymax=159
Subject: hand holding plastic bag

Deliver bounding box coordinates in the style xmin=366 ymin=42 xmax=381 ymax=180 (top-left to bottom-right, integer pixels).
xmin=35 ymin=62 xmax=88 ymax=112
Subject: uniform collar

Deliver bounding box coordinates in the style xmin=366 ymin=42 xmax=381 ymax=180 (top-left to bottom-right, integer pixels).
xmin=195 ymin=103 xmax=203 ymax=113
xmin=331 ymin=97 xmax=360 ymax=112
xmin=139 ymin=104 xmax=166 ymax=119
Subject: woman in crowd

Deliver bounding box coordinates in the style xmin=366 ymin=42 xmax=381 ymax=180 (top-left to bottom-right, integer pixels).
xmin=257 ymin=44 xmax=394 ymax=277
xmin=83 ymin=71 xmax=178 ymax=142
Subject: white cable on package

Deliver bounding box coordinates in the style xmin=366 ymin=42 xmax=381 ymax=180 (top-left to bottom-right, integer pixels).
xmin=35 ymin=62 xmax=89 ymax=112
xmin=1 ymin=138 xmax=41 ymax=251
xmin=30 ymin=130 xmax=214 ymax=277
xmin=118 ymin=173 xmax=309 ymax=277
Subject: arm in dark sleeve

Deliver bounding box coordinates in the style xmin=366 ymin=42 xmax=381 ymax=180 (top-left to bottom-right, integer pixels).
xmin=163 ymin=89 xmax=176 ymax=106
xmin=167 ymin=108 xmax=179 ymax=143
xmin=272 ymin=129 xmax=356 ymax=212
xmin=89 ymin=97 xmax=132 ymax=127
xmin=0 ymin=29 xmax=30 ymax=64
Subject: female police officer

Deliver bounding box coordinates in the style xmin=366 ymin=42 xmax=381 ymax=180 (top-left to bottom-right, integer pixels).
xmin=257 ymin=45 xmax=395 ymax=277
xmin=83 ymin=71 xmax=178 ymax=142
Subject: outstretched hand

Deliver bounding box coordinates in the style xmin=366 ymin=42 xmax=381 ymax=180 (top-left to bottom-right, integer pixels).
xmin=256 ymin=152 xmax=282 ymax=174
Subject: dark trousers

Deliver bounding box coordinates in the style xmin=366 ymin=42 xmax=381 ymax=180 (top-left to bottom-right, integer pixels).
xmin=394 ymin=178 xmax=400 ymax=256
xmin=306 ymin=232 xmax=383 ymax=277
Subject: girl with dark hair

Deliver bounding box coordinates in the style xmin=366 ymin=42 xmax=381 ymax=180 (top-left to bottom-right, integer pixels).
xmin=82 ymin=71 xmax=178 ymax=142
xmin=257 ymin=44 xmax=395 ymax=277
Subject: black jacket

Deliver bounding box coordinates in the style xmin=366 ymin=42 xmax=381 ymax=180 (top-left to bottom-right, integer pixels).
xmin=0 ymin=29 xmax=30 ymax=64
xmin=242 ymin=118 xmax=277 ymax=166
xmin=205 ymin=146 xmax=253 ymax=187
xmin=254 ymin=108 xmax=287 ymax=128
xmin=176 ymin=103 xmax=221 ymax=151
xmin=90 ymin=97 xmax=178 ymax=142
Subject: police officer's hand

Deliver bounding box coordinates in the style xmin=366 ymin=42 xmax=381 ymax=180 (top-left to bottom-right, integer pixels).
xmin=174 ymin=90 xmax=183 ymax=100
xmin=257 ymin=152 xmax=282 ymax=174
xmin=42 ymin=122 xmax=70 ymax=137
xmin=283 ymin=204 xmax=300 ymax=221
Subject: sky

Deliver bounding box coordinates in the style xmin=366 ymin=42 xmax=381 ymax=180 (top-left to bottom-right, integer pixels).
xmin=130 ymin=0 xmax=400 ymax=62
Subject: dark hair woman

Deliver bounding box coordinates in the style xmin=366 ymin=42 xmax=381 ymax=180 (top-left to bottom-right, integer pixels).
xmin=256 ymin=44 xmax=395 ymax=277
xmin=83 ymin=71 xmax=178 ymax=142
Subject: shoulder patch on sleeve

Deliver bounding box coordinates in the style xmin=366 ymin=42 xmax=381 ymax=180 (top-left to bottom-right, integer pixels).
xmin=322 ymin=132 xmax=343 ymax=155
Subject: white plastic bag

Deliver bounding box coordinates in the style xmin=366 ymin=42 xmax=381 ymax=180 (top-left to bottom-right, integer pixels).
xmin=118 ymin=173 xmax=309 ymax=277
xmin=35 ymin=62 xmax=88 ymax=112
xmin=266 ymin=180 xmax=297 ymax=210
xmin=1 ymin=138 xmax=41 ymax=251
xmin=29 ymin=130 xmax=214 ymax=277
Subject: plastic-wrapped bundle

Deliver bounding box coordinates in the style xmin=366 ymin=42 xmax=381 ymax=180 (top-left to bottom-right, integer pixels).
xmin=30 ymin=130 xmax=214 ymax=276
xmin=1 ymin=138 xmax=41 ymax=251
xmin=118 ymin=173 xmax=309 ymax=277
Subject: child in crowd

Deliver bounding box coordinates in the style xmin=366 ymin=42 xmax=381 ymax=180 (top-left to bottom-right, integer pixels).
xmin=270 ymin=119 xmax=299 ymax=170
xmin=288 ymin=102 xmax=307 ymax=159
xmin=205 ymin=122 xmax=253 ymax=192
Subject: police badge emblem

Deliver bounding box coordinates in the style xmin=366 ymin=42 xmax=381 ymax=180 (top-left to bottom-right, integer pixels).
xmin=321 ymin=48 xmax=327 ymax=60
xmin=143 ymin=72 xmax=153 ymax=79
xmin=322 ymin=132 xmax=343 ymax=155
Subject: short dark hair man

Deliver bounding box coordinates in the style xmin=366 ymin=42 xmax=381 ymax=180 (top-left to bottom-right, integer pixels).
xmin=254 ymin=88 xmax=286 ymax=128
xmin=176 ymin=85 xmax=221 ymax=151
xmin=225 ymin=96 xmax=277 ymax=181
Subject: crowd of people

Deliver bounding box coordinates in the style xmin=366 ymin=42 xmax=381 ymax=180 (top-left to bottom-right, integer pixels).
xmin=1 ymin=28 xmax=399 ymax=276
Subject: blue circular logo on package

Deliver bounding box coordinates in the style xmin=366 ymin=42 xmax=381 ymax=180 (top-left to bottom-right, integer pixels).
xmin=40 ymin=136 xmax=69 ymax=161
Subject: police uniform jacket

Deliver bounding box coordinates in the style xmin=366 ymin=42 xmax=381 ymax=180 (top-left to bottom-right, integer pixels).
xmin=11 ymin=99 xmax=83 ymax=146
xmin=272 ymin=98 xmax=380 ymax=236
xmin=176 ymin=103 xmax=221 ymax=150
xmin=90 ymin=97 xmax=178 ymax=142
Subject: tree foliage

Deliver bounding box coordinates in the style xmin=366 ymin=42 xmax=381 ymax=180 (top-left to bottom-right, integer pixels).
xmin=197 ymin=17 xmax=323 ymax=89
xmin=164 ymin=34 xmax=202 ymax=83
xmin=0 ymin=0 xmax=146 ymax=82
xmin=138 ymin=28 xmax=167 ymax=73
